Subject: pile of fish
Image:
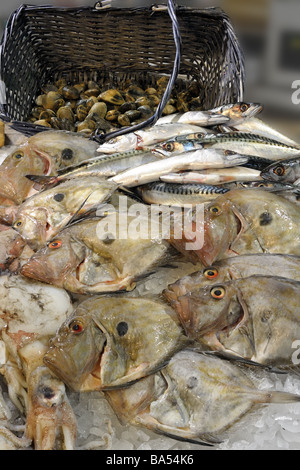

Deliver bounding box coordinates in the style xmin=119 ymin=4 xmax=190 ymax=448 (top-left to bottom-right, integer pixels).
xmin=1 ymin=100 xmax=300 ymax=450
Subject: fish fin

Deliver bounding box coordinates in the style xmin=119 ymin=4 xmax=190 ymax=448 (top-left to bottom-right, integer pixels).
xmin=25 ymin=174 xmax=58 ymax=185
xmin=267 ymin=391 xmax=300 ymax=404
xmin=117 ymin=185 xmax=145 ymax=204
xmin=196 ymin=350 xmax=287 ymax=374
xmin=153 ymin=428 xmax=221 ymax=447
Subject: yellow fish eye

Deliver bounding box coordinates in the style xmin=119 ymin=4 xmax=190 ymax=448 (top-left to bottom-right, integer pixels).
xmin=210 ymin=286 xmax=225 ymax=299
xmin=164 ymin=142 xmax=175 ymax=152
xmin=14 ymin=220 xmax=22 ymax=227
xmin=273 ymin=165 xmax=285 ymax=177
xmin=13 ymin=151 xmax=24 ymax=160
xmin=209 ymin=205 xmax=222 ymax=215
xmin=240 ymin=103 xmax=249 ymax=113
xmin=204 ymin=267 xmax=218 ymax=279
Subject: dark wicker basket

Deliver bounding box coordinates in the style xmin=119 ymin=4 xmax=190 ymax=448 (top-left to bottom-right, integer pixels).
xmin=0 ymin=3 xmax=244 ymax=137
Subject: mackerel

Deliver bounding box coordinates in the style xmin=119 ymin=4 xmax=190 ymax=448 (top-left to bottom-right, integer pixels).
xmin=136 ymin=181 xmax=230 ymax=206
xmin=26 ymin=149 xmax=159 ymax=186
xmin=195 ymin=132 xmax=300 ymax=160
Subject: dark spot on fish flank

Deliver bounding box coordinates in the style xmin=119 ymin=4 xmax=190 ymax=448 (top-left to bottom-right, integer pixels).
xmin=259 ymin=212 xmax=273 ymax=226
xmin=187 ymin=376 xmax=198 ymax=389
xmin=53 ymin=193 xmax=65 ymax=202
xmin=116 ymin=321 xmax=128 ymax=336
xmin=296 ymin=193 xmax=300 ymax=201
xmin=40 ymin=386 xmax=55 ymax=400
xmin=61 ymin=148 xmax=74 ymax=160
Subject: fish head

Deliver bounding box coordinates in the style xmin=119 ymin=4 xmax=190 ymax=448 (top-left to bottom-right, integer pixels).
xmin=12 ymin=207 xmax=49 ymax=249
xmin=20 ymin=232 xmax=86 ymax=287
xmin=163 ymin=263 xmax=232 ymax=307
xmin=171 ymin=281 xmax=245 ymax=345
xmin=44 ymin=307 xmax=107 ymax=391
xmin=219 ymin=102 xmax=263 ymax=125
xmin=152 ymin=140 xmax=186 ymax=157
xmin=44 ymin=296 xmax=189 ymax=391
xmin=260 ymin=160 xmax=297 ymax=183
xmin=0 ymin=144 xmax=53 ymax=203
xmin=196 ymin=196 xmax=240 ymax=265
xmin=167 ymin=194 xmax=239 ymax=265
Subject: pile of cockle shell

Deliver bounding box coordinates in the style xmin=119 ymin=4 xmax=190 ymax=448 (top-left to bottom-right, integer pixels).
xmin=27 ymin=76 xmax=202 ymax=135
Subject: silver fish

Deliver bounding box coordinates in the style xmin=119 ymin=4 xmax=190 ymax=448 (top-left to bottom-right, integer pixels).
xmin=109 ymin=150 xmax=248 ymax=187
xmin=155 ymin=102 xmax=262 ymax=127
xmin=232 ymin=117 xmax=299 ymax=146
xmin=261 ymin=157 xmax=300 ymax=184
xmin=27 ymin=149 xmax=160 ymax=186
xmin=97 ymin=123 xmax=205 ymax=154
xmin=160 ymin=167 xmax=263 ymax=184
xmin=186 ymin=132 xmax=300 ymax=160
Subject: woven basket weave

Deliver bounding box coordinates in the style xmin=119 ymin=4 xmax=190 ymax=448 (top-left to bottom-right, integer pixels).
xmin=0 ymin=3 xmax=244 ymax=135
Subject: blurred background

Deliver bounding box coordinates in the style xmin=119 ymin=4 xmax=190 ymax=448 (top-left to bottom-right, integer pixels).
xmin=0 ymin=0 xmax=299 ymax=140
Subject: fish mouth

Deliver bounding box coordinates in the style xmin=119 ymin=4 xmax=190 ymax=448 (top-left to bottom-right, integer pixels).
xmin=31 ymin=147 xmax=53 ymax=175
xmin=44 ymin=329 xmax=108 ymax=392
xmin=0 ymin=171 xmax=22 ymax=203
xmin=247 ymin=103 xmax=263 ymax=119
xmin=151 ymin=147 xmax=169 ymax=158
xmin=20 ymin=256 xmax=62 ymax=285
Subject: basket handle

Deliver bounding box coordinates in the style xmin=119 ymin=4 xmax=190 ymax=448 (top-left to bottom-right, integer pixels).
xmin=92 ymin=0 xmax=182 ymax=144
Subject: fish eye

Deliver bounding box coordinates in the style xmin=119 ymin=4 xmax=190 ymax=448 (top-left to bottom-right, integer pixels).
xmin=13 ymin=151 xmax=24 ymax=160
xmin=14 ymin=220 xmax=22 ymax=227
xmin=116 ymin=321 xmax=128 ymax=337
xmin=224 ymin=150 xmax=236 ymax=156
xmin=53 ymin=193 xmax=65 ymax=202
xmin=48 ymin=240 xmax=62 ymax=249
xmin=210 ymin=286 xmax=225 ymax=299
xmin=209 ymin=205 xmax=222 ymax=215
xmin=61 ymin=148 xmax=74 ymax=161
xmin=69 ymin=319 xmax=84 ymax=334
xmin=164 ymin=142 xmax=175 ymax=152
xmin=204 ymin=267 xmax=218 ymax=279
xmin=273 ymin=165 xmax=285 ymax=177
xmin=240 ymin=103 xmax=249 ymax=112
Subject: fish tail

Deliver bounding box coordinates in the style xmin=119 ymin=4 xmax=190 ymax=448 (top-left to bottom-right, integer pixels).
xmin=262 ymin=390 xmax=300 ymax=404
